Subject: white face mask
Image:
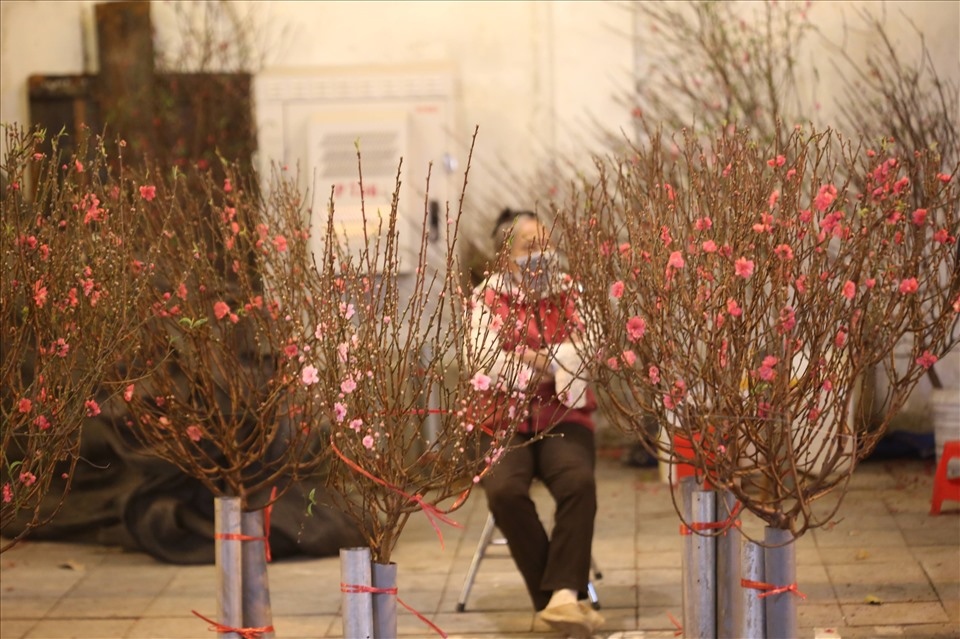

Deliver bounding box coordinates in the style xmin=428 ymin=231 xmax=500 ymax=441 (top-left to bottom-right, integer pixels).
xmin=513 ymin=250 xmax=562 ymax=294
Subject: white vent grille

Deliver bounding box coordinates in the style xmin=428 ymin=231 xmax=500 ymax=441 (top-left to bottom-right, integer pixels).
xmin=253 ymin=64 xmax=454 ymax=273
xmin=318 ymin=130 xmax=400 ymax=178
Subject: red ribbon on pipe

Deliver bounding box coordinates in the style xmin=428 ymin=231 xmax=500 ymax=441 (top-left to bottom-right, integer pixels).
xmin=679 ymin=501 xmax=743 ymax=535
xmin=213 ymin=489 xmax=275 ymax=562
xmin=329 ymin=438 xmax=463 ymax=549
xmin=741 ymin=578 xmax=807 ymax=599
xmin=340 ymin=582 xmax=447 ymax=638
xmin=191 ymin=610 xmax=274 ymax=639
xmin=666 ymin=610 xmax=683 ymax=637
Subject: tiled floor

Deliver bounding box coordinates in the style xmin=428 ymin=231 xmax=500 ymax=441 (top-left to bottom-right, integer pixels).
xmin=1 ymin=455 xmax=958 ymax=639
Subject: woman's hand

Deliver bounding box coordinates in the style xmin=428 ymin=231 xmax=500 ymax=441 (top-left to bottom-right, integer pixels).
xmin=518 ymin=347 xmax=555 ymax=382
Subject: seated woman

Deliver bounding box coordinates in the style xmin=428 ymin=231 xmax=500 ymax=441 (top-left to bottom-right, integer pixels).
xmin=467 ymin=208 xmax=603 ymax=639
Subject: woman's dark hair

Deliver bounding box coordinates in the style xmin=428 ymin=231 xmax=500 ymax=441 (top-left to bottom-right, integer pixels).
xmin=491 ymin=207 xmax=537 ymax=254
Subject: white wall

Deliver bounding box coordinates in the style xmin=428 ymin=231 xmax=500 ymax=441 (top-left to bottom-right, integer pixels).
xmin=2 ymin=0 xmax=956 ymax=267
xmin=3 ymin=1 xmax=956 ymax=208
xmin=1 ymin=0 xmax=957 ymax=420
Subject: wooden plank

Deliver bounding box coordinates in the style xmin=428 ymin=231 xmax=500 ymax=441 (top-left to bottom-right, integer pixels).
xmin=95 ymin=0 xmax=155 ymax=158
xmin=28 ymin=74 xmax=98 ymax=161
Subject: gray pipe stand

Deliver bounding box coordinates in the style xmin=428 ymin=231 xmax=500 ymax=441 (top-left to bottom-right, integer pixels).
xmin=340 ymin=547 xmax=375 ymax=639
xmin=372 ymin=562 xmax=399 ymax=638
xmin=716 ymin=490 xmax=742 ymax=638
xmin=764 ymin=526 xmax=798 ymax=639
xmin=241 ymin=509 xmax=275 ymax=639
xmin=741 ymin=540 xmax=766 ymax=638
xmin=215 ymin=497 xmax=243 ymax=639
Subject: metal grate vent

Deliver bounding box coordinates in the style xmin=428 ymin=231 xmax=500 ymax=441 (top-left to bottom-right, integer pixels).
xmin=319 ymin=130 xmax=400 ymax=178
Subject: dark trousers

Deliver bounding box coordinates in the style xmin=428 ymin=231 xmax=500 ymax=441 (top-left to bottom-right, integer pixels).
xmin=480 ymin=422 xmax=597 ymax=611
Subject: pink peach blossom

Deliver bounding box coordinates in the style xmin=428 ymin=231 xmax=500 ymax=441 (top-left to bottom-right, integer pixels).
xmin=667 ymin=251 xmax=685 ymax=269
xmin=85 ymin=399 xmax=101 ymax=417
xmin=916 ymin=351 xmax=938 ymax=369
xmin=660 ymin=226 xmax=673 ymax=245
xmin=33 ymin=280 xmax=47 ymax=307
xmin=795 ymin=275 xmax=808 ymax=294
xmin=301 ymin=365 xmax=319 ymax=386
xmin=898 ymin=278 xmax=919 ymax=294
xmin=362 ymin=435 xmax=375 ymax=449
xmin=470 ymin=372 xmax=492 ymax=391
xmin=626 ymin=316 xmax=646 ymax=342
xmin=835 ymin=328 xmax=848 ymax=348
xmin=214 ymin=301 xmax=230 ymax=320
xmin=734 ymin=257 xmax=754 ymax=279
xmin=334 ymin=402 xmax=347 ymax=422
xmin=726 ymin=298 xmax=742 ymax=317
xmin=814 ymin=184 xmax=837 ymax=212
xmin=139 ymin=185 xmax=157 ymax=201
xmin=340 ymin=376 xmax=357 ymax=394
xmin=186 ymin=425 xmax=203 ymax=442
xmin=610 ymin=281 xmax=625 ymax=299
xmin=768 ymin=189 xmax=780 ymax=209
xmin=757 ymin=355 xmax=779 ymax=381
xmin=778 ymin=306 xmax=796 ymax=334
xmin=842 ymin=280 xmax=856 ymax=300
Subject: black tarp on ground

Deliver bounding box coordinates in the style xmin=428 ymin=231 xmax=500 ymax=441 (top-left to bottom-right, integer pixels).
xmin=2 ymin=419 xmax=364 ymax=565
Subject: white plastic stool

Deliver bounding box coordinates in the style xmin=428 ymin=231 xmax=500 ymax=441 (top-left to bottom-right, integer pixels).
xmin=455 ymin=512 xmax=602 ymax=612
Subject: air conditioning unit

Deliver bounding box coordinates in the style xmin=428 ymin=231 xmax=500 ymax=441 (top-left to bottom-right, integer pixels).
xmin=254 ymin=64 xmax=455 ymax=273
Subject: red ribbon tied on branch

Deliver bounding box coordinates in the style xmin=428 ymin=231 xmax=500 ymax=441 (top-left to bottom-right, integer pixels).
xmin=329 ymin=437 xmax=463 ymax=549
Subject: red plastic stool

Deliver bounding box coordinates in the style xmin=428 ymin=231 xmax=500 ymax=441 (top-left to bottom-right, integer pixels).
xmin=930 ymin=440 xmax=960 ymax=515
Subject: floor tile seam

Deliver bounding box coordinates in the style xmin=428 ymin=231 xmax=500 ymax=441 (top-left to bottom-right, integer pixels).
xmin=812 ymin=525 xmax=859 ymax=608
xmin=0 ymin=614 xmax=41 ymax=638
xmin=34 ymin=554 xmax=94 ymax=617
xmin=833 ymin=597 xmax=945 ymax=608
xmin=904 ymin=538 xmax=960 ymax=594
xmin=901 ymin=539 xmax=958 ymax=608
